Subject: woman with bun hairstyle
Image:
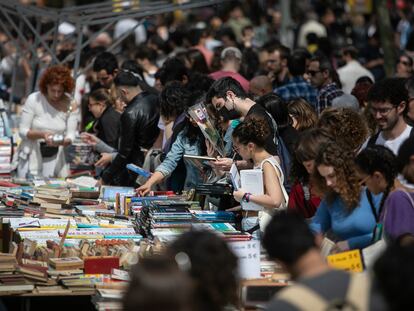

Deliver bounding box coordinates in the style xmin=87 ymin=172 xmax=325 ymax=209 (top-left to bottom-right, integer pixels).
xmin=231 ymin=117 xmax=288 ymax=236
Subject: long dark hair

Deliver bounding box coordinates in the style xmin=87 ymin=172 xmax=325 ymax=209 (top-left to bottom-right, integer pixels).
xmin=355 ymin=145 xmax=397 ymax=211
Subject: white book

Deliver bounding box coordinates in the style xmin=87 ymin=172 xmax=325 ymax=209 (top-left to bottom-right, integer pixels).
xmin=240 ymin=169 xmax=264 ymax=211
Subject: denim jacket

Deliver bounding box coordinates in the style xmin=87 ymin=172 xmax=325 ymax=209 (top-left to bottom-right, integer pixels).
xmin=156 ymin=130 xmax=203 ymax=189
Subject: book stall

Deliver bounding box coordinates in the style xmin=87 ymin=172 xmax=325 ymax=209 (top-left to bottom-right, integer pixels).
xmin=0 ymin=176 xmax=290 ymax=311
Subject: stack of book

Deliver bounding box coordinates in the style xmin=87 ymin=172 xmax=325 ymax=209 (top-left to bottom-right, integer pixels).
xmin=192 ymin=210 xmax=236 ymax=223
xmin=0 ymin=137 xmax=13 ymax=175
xmin=49 ymin=257 xmax=84 ymax=271
xmin=32 ymin=184 xmax=71 ymax=212
xmin=137 ymin=201 xmax=194 ymax=238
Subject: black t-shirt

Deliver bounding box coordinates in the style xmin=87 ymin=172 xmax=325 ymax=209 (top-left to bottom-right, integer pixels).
xmin=245 ymin=104 xmax=278 ymax=155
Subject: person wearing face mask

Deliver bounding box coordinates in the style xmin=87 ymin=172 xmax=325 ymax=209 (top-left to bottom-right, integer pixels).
xmin=289 ymin=129 xmax=332 ymax=218
xmin=206 ymin=77 xmax=279 ymax=171
xmin=309 ymin=142 xmax=383 ymax=251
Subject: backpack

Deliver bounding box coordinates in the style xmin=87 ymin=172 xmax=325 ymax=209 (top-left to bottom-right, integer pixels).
xmin=265 ymin=112 xmax=292 ymax=193
xmin=277 ymin=272 xmax=370 ymax=311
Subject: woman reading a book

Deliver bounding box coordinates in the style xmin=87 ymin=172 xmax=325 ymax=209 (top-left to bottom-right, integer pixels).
xmin=230 ymin=117 xmax=288 ymax=237
xmin=137 ymin=95 xmax=208 ymax=195
xmin=310 ymin=142 xmax=384 ymax=252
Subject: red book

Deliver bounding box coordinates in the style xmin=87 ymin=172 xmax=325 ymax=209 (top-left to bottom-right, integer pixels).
xmin=84 ymin=257 xmax=119 ymax=274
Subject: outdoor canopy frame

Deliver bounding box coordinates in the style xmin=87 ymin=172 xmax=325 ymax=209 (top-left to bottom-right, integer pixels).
xmin=0 ymin=0 xmax=229 ymax=101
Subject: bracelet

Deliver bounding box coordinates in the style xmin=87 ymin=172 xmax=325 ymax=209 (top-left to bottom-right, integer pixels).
xmin=242 ymin=192 xmax=251 ymax=203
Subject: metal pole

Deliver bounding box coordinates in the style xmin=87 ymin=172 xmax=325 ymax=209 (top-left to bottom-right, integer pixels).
xmin=9 ymin=20 xmax=24 ymax=105
xmin=72 ymin=21 xmax=83 ymax=81
xmin=29 ymin=19 xmax=42 ymax=93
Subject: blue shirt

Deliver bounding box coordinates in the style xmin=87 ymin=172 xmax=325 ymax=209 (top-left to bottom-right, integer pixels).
xmin=309 ymin=189 xmax=383 ymax=249
xmin=156 ymin=130 xmax=204 ymax=190
xmin=274 ymin=77 xmax=318 ymax=108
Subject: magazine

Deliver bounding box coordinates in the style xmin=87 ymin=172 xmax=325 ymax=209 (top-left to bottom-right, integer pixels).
xmin=187 ymin=102 xmax=225 ymax=156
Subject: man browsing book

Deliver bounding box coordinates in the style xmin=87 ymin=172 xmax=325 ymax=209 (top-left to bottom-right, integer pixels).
xmin=206 ymin=77 xmax=279 ymax=171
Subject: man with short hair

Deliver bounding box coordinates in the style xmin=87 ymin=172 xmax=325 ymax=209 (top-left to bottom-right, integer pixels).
xmin=92 ymin=52 xmax=119 ymax=90
xmin=337 ymin=46 xmax=375 ymax=94
xmin=365 ymin=78 xmax=412 ymax=155
xmin=262 ymin=212 xmax=385 ymax=311
xmin=209 ymin=47 xmax=250 ymax=92
xmin=263 ymin=43 xmax=291 ymax=88
xmin=274 ymin=50 xmax=318 ymax=108
xmin=308 ymin=56 xmax=344 ymax=114
xmin=101 ymin=71 xmax=159 ymax=186
xmin=206 ymin=77 xmax=278 ymax=170
xmin=249 ymin=75 xmax=273 ymax=99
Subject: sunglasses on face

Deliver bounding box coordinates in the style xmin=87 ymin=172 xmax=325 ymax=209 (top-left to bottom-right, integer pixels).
xmin=307 ymin=70 xmax=321 ymax=76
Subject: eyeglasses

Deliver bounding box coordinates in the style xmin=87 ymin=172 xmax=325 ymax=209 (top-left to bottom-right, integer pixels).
xmin=370 ymin=106 xmax=396 ymax=116
xmin=358 ymin=174 xmax=371 ymax=186
xmin=307 ymin=70 xmax=321 ymax=76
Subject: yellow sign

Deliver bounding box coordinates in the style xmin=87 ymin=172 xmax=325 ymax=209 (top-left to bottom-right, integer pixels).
xmin=327 ymin=249 xmax=364 ymax=273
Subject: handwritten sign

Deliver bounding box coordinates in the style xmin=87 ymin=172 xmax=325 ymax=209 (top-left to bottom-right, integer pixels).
xmin=327 ymin=249 xmax=364 ymax=273
xmin=229 ymin=240 xmax=261 ymax=279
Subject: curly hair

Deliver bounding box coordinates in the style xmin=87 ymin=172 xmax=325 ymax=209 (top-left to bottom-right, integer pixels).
xmin=232 ymin=116 xmax=270 ymax=148
xmin=314 ymin=142 xmax=361 ymax=210
xmin=318 ymin=107 xmax=369 ymax=152
xmin=38 ymin=65 xmax=75 ymax=95
xmin=287 ymin=98 xmax=317 ymax=132
xmin=167 ymin=230 xmax=238 ymax=311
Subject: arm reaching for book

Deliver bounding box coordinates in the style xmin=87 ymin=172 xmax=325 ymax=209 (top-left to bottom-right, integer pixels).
xmin=136 ymin=171 xmax=165 ymax=196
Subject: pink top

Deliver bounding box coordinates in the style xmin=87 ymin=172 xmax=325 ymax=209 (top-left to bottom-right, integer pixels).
xmin=209 ymin=71 xmax=250 ymax=93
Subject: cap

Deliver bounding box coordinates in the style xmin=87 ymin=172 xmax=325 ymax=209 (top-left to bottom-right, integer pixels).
xmin=220 ymin=47 xmax=242 ymax=60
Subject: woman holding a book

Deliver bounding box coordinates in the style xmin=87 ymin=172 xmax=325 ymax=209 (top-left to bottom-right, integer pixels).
xmin=310 ymin=142 xmax=384 ymax=252
xmin=137 ymin=94 xmax=208 ymax=195
xmin=230 ymin=117 xmax=288 ymax=237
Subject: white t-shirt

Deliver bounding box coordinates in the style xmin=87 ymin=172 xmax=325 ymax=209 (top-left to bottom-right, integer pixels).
xmin=374 ymin=125 xmax=412 ymax=155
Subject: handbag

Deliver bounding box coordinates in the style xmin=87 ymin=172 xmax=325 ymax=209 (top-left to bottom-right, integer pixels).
xmin=39 ymin=142 xmax=59 ymax=158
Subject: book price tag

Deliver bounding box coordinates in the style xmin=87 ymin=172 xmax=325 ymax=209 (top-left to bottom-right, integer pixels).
xmin=229 ymin=240 xmax=261 ymax=279
xmin=327 ymin=249 xmax=364 ymax=273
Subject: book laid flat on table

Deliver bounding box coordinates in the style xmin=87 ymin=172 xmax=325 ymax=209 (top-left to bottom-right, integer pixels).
xmin=240 ymin=169 xmax=264 ymax=211
xmin=49 ymin=257 xmax=84 ymax=270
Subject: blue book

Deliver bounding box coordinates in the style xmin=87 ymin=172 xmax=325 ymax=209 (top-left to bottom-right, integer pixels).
xmin=126 ymin=164 xmax=151 ymax=178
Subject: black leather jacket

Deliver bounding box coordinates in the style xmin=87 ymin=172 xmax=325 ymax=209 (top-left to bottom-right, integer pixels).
xmin=102 ymin=91 xmax=160 ymax=186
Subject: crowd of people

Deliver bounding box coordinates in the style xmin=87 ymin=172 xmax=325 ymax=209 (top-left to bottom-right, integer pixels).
xmin=3 ymin=0 xmax=414 ymax=310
